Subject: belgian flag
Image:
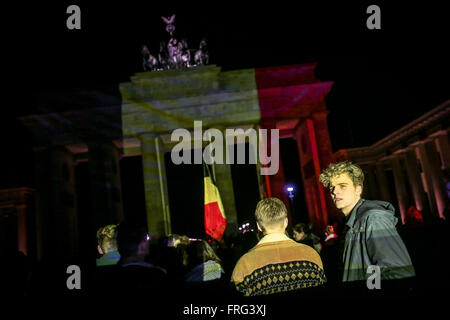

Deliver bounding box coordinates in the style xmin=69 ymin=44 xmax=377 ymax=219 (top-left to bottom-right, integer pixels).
xmin=203 ymin=163 xmax=227 ymax=241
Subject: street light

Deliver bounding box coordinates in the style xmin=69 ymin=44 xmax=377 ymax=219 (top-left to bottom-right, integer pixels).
xmin=286 ymin=185 xmax=295 ymax=218
xmin=287 ymin=186 xmax=294 ymax=199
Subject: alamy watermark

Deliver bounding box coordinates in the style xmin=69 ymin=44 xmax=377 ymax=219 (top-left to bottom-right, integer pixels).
xmin=366 ymin=265 xmax=381 ymax=289
xmin=65 ymin=264 xmax=381 ymax=290
xmin=66 ymin=265 xmax=81 ymax=290
xmin=66 ymin=5 xmax=81 ymax=30
xmin=366 ymin=5 xmax=381 ymax=30
xmin=170 ymin=121 xmax=280 ymax=175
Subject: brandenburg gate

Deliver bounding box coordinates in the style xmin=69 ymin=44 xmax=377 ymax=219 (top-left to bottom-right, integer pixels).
xmin=20 ymin=63 xmax=334 ymax=260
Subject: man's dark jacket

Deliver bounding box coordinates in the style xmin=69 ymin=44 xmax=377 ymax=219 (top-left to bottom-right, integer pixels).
xmin=342 ymin=199 xmax=415 ymax=282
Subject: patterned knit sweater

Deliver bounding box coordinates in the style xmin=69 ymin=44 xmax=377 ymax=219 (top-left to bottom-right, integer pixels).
xmin=231 ymin=239 xmax=326 ymax=296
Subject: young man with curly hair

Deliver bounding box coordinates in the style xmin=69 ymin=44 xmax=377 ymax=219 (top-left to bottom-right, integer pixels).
xmin=319 ymin=161 xmax=415 ymax=283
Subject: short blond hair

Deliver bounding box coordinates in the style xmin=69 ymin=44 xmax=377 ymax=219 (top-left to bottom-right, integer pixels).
xmin=97 ymin=224 xmax=118 ymax=253
xmin=319 ymin=161 xmax=364 ymax=189
xmin=255 ymin=197 xmax=287 ymax=231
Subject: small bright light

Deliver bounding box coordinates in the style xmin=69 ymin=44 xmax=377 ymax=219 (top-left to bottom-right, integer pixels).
xmin=287 ymin=187 xmax=294 ymax=192
xmin=146 ymin=235 xmax=150 ymax=241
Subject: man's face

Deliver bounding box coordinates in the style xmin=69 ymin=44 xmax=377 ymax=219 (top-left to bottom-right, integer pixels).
xmin=293 ymin=230 xmax=305 ymax=241
xmin=329 ymin=173 xmax=362 ymax=215
xmin=324 ymin=225 xmax=334 ymax=236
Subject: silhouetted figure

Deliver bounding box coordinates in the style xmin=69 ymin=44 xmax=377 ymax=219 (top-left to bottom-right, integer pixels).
xmin=405 ymin=206 xmax=424 ymax=228
xmin=320 ymin=224 xmax=340 ymax=287
xmin=184 ymin=240 xmax=224 ymax=282
xmin=291 ymin=223 xmax=322 ymax=252
xmin=115 ymin=221 xmax=167 ymax=294
xmin=151 ymin=234 xmax=190 ymax=282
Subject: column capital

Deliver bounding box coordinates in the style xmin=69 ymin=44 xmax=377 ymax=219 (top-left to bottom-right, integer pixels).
xmin=429 ymin=129 xmax=449 ymax=138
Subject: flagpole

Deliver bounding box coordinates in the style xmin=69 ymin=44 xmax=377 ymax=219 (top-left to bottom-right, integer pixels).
xmin=203 ymin=127 xmax=227 ymax=242
xmin=205 ymin=129 xmax=216 ymax=181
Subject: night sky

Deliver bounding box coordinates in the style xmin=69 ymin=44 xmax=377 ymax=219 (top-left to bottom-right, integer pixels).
xmin=2 ymin=2 xmax=448 ymax=200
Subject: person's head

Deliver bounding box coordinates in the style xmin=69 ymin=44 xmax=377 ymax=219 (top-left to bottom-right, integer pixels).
xmin=185 ymin=240 xmax=221 ymax=268
xmin=320 ymin=161 xmax=364 ymax=215
xmin=116 ymin=221 xmax=150 ymax=262
xmin=292 ymin=223 xmax=309 ymax=241
xmin=254 ymin=197 xmax=288 ymax=234
xmin=324 ymin=224 xmax=336 ymax=236
xmin=165 ymin=234 xmax=190 ymax=248
xmin=405 ymin=205 xmax=424 ymax=227
xmin=96 ymin=224 xmax=118 ymax=255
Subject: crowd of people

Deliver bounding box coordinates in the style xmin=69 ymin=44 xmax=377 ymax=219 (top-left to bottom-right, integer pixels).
xmin=2 ymin=161 xmax=450 ymax=304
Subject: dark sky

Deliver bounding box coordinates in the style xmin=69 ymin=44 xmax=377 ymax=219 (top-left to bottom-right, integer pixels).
xmin=2 ymin=1 xmax=448 ymax=189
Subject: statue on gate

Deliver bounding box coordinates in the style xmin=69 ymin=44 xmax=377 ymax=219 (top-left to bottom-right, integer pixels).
xmin=141 ymin=45 xmax=159 ymax=71
xmin=194 ymin=38 xmax=209 ymax=66
xmin=140 ymin=14 xmax=209 ymax=72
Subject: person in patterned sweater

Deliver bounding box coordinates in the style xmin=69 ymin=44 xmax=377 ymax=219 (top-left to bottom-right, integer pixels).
xmin=231 ymin=198 xmax=326 ymax=296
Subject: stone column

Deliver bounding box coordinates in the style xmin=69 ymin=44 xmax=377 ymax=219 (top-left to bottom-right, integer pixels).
xmin=0 ymin=188 xmax=35 ymax=258
xmin=214 ymin=131 xmax=238 ymax=226
xmin=0 ymin=207 xmax=18 ymax=255
xmin=391 ymin=156 xmax=409 ymax=224
xmin=33 ymin=146 xmax=79 ymax=260
xmin=375 ymin=162 xmax=391 ymax=202
xmin=311 ymin=111 xmax=334 ymax=171
xmin=366 ymin=164 xmax=379 ymax=200
xmin=404 ymin=149 xmax=427 ymax=212
xmin=417 ymin=141 xmax=446 ymax=218
xmin=312 ymin=111 xmax=336 ymax=221
xmin=33 ymin=147 xmax=51 ymax=260
xmin=435 ymin=132 xmax=450 ymax=169
xmin=255 ymin=161 xmax=267 ymax=199
xmin=259 ymin=121 xmax=291 ymax=222
xmin=139 ymin=133 xmax=171 ymax=237
xmin=53 ymin=147 xmax=79 ymax=259
xmin=16 ymin=204 xmax=28 ymax=255
xmin=88 ymin=141 xmax=124 ymax=229
xmin=250 ymin=125 xmax=265 ymax=200
xmin=295 ymin=119 xmax=328 ymax=231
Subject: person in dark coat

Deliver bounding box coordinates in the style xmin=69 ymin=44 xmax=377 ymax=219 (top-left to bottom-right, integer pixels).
xmin=114 ymin=221 xmax=168 ymax=295
xmin=319 ymin=161 xmax=415 ymax=285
